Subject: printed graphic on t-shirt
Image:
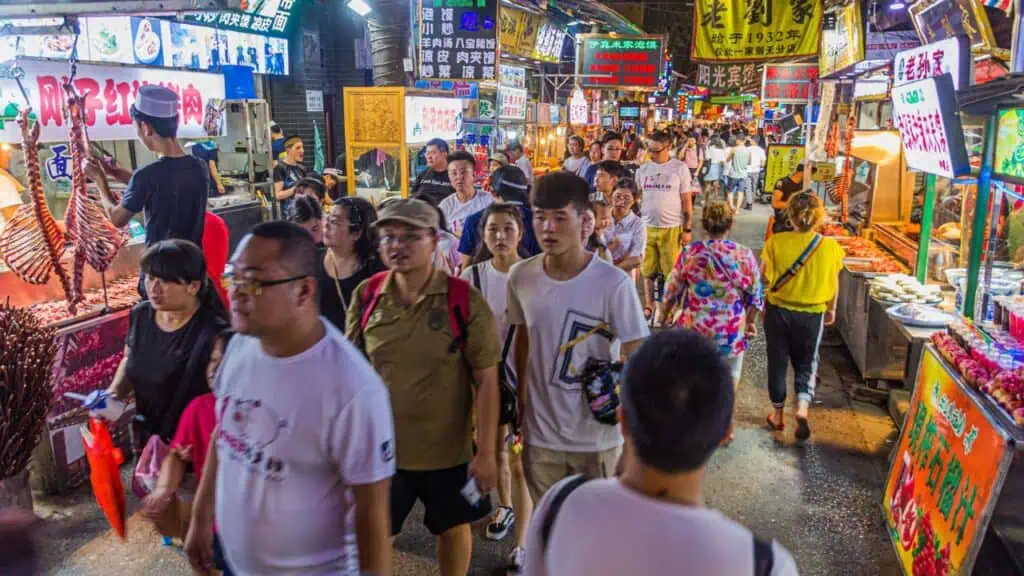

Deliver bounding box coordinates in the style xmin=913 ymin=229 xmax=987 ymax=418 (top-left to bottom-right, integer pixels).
xmin=218 ymin=395 xmax=289 ymax=481
xmin=553 ymin=309 xmax=614 ymax=389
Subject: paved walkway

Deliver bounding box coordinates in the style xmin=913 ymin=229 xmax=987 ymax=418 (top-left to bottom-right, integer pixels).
xmin=34 ymin=204 xmax=903 ymax=575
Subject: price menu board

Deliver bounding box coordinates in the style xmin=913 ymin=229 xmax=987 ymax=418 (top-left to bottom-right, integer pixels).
xmin=418 ymin=0 xmax=498 ymax=82
xmin=577 ymin=34 xmax=665 ymax=89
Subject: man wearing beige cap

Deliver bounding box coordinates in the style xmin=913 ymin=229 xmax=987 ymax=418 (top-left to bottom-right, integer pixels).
xmin=346 ymin=198 xmax=501 ymax=576
xmin=88 ymin=85 xmax=208 ymax=252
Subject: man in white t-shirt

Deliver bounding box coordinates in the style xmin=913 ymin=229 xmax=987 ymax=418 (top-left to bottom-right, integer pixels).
xmin=507 ymin=140 xmax=534 ymax=184
xmin=634 ymin=130 xmax=692 ymax=327
xmin=507 ymin=171 xmax=649 ymax=508
xmin=185 ymin=221 xmax=395 ymax=576
xmin=523 ymin=330 xmax=800 ymax=576
xmin=439 ymin=150 xmax=494 ymax=238
xmin=744 ymin=138 xmax=765 ymax=210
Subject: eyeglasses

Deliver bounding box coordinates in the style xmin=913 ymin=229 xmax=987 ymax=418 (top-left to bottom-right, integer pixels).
xmin=379 ymin=232 xmax=430 ymax=247
xmin=221 ymin=272 xmax=308 ymax=296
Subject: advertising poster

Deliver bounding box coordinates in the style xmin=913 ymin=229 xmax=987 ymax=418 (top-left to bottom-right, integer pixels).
xmin=498 ymin=87 xmax=528 ymax=120
xmin=820 ymin=1 xmax=864 ymax=77
xmin=405 ymin=96 xmax=463 ymax=144
xmin=532 ymin=22 xmax=565 ymax=63
xmin=891 ymin=73 xmax=970 ymax=178
xmin=184 ymin=0 xmax=297 ymax=36
xmin=131 ymin=17 xmax=166 ymax=66
xmin=994 ymin=107 xmax=1024 ymax=184
xmin=692 ymin=0 xmax=822 ymax=62
xmin=164 ymin=21 xmax=210 ymax=71
xmin=883 ymin=346 xmax=1010 ymax=576
xmin=83 ymin=17 xmax=134 ymax=64
xmin=0 ymin=59 xmax=226 ymax=143
xmin=765 ymin=145 xmax=805 ymax=193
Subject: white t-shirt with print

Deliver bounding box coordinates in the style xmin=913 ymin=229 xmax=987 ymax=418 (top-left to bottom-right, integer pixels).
xmin=462 ymin=260 xmax=516 ymax=386
xmin=506 ymin=255 xmax=649 ymax=452
xmin=603 ymin=210 xmax=646 ymax=262
xmin=524 ymin=478 xmax=800 ymax=576
xmin=635 ymin=158 xmax=690 ymax=228
xmin=213 ymin=321 xmax=396 ymax=575
xmin=439 ymin=190 xmax=494 ymax=238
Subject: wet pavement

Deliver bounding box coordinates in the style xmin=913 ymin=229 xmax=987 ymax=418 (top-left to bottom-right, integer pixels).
xmin=33 ymin=203 xmax=903 ymax=575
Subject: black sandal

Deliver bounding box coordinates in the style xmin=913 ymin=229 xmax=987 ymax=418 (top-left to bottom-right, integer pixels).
xmin=795 ymin=416 xmax=811 ymax=441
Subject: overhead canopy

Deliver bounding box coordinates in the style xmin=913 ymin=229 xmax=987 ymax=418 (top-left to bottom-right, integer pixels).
xmin=503 ymin=0 xmax=644 ymax=36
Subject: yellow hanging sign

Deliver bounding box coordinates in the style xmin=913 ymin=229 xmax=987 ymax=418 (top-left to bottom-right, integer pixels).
xmin=691 ymin=0 xmax=822 ymax=62
xmin=819 ymin=1 xmax=864 ymax=77
xmin=764 ymin=144 xmax=805 ymax=192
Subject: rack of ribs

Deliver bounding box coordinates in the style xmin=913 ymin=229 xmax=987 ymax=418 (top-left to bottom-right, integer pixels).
xmin=0 ymin=110 xmax=76 ymax=309
xmin=64 ymin=91 xmax=126 ymax=304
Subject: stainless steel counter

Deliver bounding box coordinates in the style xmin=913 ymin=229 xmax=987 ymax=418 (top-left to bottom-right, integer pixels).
xmin=837 ymin=268 xmax=911 ymax=383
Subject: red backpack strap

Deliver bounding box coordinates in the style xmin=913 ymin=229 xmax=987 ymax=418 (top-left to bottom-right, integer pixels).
xmin=446 ymin=275 xmax=471 ymax=352
xmin=359 ymin=271 xmax=391 ymax=332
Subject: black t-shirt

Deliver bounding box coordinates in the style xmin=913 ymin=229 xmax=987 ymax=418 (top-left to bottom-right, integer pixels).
xmin=125 ymin=301 xmax=228 ymax=441
xmin=273 ymin=161 xmax=307 ymax=219
xmin=316 ymin=248 xmax=386 ymax=331
xmin=772 ymin=176 xmax=803 ymax=234
xmin=121 ymin=155 xmax=208 ymax=248
xmin=411 ymin=169 xmax=454 ymax=205
xmin=191 ymin=145 xmax=220 ymax=196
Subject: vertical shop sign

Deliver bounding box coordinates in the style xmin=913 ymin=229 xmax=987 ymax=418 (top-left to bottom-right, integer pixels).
xmin=691 ymin=0 xmax=822 ymax=62
xmin=498 ymin=87 xmax=528 ymax=120
xmin=891 ymin=73 xmax=970 ymax=178
xmin=764 ymin=145 xmax=805 ymax=192
xmin=418 ymin=0 xmax=498 ymax=82
xmin=883 ymin=346 xmax=1010 ymax=576
xmin=893 ymin=36 xmax=971 ymax=91
xmin=569 ymin=87 xmax=588 ymax=125
xmin=760 ymin=64 xmax=820 ymax=103
xmin=499 ymin=64 xmax=526 ymax=89
xmin=532 ymin=22 xmax=565 ymax=62
xmin=820 ymin=1 xmax=864 ymax=77
xmin=696 ymin=63 xmax=763 ymax=95
xmin=577 ymin=35 xmax=666 ymax=89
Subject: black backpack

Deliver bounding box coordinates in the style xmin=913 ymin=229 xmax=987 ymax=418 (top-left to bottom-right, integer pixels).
xmin=541 ymin=475 xmax=776 ymax=576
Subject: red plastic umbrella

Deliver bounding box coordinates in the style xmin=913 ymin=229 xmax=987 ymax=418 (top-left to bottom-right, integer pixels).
xmin=81 ymin=417 xmax=126 ymax=540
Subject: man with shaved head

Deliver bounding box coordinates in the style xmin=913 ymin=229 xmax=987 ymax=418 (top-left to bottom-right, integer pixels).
xmin=185 ymin=221 xmax=395 ymax=575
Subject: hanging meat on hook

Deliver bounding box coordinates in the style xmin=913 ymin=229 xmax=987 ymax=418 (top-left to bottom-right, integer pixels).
xmin=64 ymin=88 xmax=126 ymax=304
xmin=0 ymin=110 xmax=77 ymax=310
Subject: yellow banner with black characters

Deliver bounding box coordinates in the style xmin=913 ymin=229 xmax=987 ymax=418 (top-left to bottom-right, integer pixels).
xmin=692 ymin=0 xmax=822 ymax=62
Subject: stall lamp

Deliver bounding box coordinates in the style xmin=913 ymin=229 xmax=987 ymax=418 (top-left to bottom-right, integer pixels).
xmin=888 ymin=0 xmax=906 ymax=8
xmin=347 ymin=0 xmax=372 ymax=16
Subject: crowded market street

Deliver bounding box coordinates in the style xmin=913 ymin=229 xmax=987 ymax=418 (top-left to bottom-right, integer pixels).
xmin=33 ymin=205 xmax=902 ymax=576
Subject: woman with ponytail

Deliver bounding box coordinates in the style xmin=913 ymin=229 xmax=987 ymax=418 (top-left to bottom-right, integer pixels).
xmin=106 ymin=239 xmax=229 ymax=451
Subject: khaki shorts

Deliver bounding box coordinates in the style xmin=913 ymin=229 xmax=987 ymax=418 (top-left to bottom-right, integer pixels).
xmin=522 ymin=444 xmax=622 ymax=503
xmin=641 ymin=226 xmax=681 ymax=278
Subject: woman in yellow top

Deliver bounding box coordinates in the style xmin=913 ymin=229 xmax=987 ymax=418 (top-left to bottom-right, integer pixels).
xmin=761 ymin=192 xmax=845 ymax=441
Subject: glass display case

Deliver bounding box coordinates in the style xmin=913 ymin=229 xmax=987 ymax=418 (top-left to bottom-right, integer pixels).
xmin=342 ymin=87 xmax=411 ymax=205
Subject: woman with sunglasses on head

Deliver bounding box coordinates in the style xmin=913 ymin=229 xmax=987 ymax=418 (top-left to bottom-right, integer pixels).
xmin=460 ymin=203 xmax=532 ymax=571
xmin=316 ymin=196 xmax=386 ymax=331
xmin=106 ymin=239 xmax=229 ymax=456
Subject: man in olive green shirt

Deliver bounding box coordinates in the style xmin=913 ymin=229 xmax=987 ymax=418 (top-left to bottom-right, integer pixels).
xmin=346 ymin=198 xmax=501 ymax=576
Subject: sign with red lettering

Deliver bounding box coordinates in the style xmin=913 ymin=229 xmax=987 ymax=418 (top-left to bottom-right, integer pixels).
xmin=894 ymin=36 xmax=971 ymax=91
xmin=891 ymin=73 xmax=970 ymax=178
xmin=498 ymin=87 xmax=527 ymax=120
xmin=760 ymin=64 xmax=820 ymax=103
xmin=1 ymin=59 xmax=225 ymax=144
xmin=577 ymin=34 xmax=665 ymax=89
xmin=569 ymin=87 xmax=588 ymax=125
xmin=404 ymin=96 xmax=463 ymax=144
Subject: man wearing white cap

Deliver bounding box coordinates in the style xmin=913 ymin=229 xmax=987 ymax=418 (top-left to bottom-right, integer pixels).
xmin=88 ymin=85 xmax=209 ymax=258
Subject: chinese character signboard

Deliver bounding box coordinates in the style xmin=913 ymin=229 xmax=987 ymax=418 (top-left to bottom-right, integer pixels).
xmin=894 ymin=36 xmax=971 ymax=91
xmin=499 ymin=64 xmax=526 ymax=89
xmin=853 ymin=79 xmax=889 ymax=101
xmin=760 ymin=64 xmax=819 ymax=103
xmin=864 ymin=30 xmax=920 ymax=61
xmin=696 ymin=63 xmax=763 ymax=96
xmin=692 ymin=0 xmax=821 ymax=62
xmin=820 ymin=2 xmax=864 ymax=78
xmin=883 ymin=346 xmax=1011 ymax=576
xmin=569 ymin=87 xmax=588 ymax=125
xmin=532 ymin=22 xmax=565 ymax=63
xmin=183 ymin=0 xmax=300 ymax=36
xmin=498 ymin=87 xmax=527 ymax=120
xmin=891 ymin=73 xmax=970 ymax=178
xmin=0 ymin=59 xmax=224 ymax=144
xmin=993 ymin=107 xmax=1024 ymax=185
xmin=909 ymin=0 xmax=1001 ymax=58
xmin=498 ymin=7 xmax=543 ymax=59
xmin=764 ymin=145 xmax=805 ymax=193
xmin=419 ymin=0 xmax=498 ymax=82
xmin=405 ymin=96 xmax=463 ymax=144
xmin=577 ymin=35 xmax=666 ymax=89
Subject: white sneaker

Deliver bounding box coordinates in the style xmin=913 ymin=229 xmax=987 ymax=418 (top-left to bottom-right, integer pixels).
xmin=507 ymin=546 xmax=525 ymax=572
xmin=486 ymin=506 xmax=515 ymax=541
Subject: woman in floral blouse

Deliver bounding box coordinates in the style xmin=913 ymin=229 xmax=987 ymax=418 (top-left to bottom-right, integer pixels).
xmin=663 ymin=201 xmax=764 ymax=442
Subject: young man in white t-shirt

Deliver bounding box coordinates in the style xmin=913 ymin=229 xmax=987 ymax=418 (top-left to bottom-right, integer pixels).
xmin=634 ymin=130 xmax=692 ymax=327
xmin=185 ymin=221 xmax=395 ymax=576
xmin=507 ymin=171 xmax=649 ymax=507
xmin=523 ymin=329 xmax=800 ymax=576
xmin=439 ymin=150 xmax=494 ymax=238
xmin=745 ymin=138 xmax=766 ymax=210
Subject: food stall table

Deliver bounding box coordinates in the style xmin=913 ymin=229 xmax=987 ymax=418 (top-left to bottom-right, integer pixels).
xmin=892 ymin=320 xmax=945 ymax=389
xmin=837 ymin=268 xmax=911 ymax=383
